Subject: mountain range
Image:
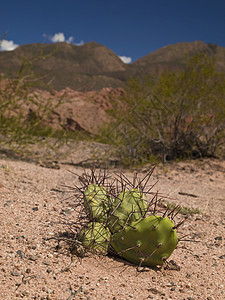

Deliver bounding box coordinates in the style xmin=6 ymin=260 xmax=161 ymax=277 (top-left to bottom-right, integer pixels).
xmin=0 ymin=40 xmax=225 ymax=91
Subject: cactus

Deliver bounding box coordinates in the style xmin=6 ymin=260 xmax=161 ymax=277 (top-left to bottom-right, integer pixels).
xmin=80 ymin=221 xmax=111 ymax=255
xmin=69 ymin=168 xmax=182 ymax=267
xmin=110 ymin=215 xmax=178 ymax=266
xmin=84 ymin=184 xmax=110 ymax=222
xmin=107 ymin=189 xmax=148 ymax=233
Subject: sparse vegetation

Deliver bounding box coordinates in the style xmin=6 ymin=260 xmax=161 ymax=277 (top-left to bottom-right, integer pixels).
xmin=162 ymin=201 xmax=201 ymax=215
xmin=1 ymin=38 xmax=225 ymax=168
xmin=101 ymin=53 xmax=225 ymax=166
xmin=0 ymin=76 xmax=59 ymax=153
xmin=0 ymin=42 xmax=71 ymax=159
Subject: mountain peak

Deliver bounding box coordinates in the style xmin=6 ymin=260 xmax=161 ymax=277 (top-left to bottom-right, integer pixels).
xmin=0 ymin=41 xmax=224 ymax=91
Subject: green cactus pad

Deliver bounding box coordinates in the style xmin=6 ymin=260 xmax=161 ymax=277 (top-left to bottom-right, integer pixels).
xmin=84 ymin=184 xmax=110 ymax=222
xmin=80 ymin=222 xmax=111 ymax=255
xmin=107 ymin=189 xmax=147 ymax=233
xmin=110 ymin=215 xmax=178 ymax=266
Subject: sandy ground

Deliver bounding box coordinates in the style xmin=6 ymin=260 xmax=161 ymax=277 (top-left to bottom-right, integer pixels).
xmin=0 ymin=153 xmax=224 ymax=299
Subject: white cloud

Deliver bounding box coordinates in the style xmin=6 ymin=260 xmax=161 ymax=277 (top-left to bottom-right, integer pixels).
xmin=74 ymin=40 xmax=84 ymax=46
xmin=67 ymin=36 xmax=74 ymax=44
xmin=119 ymin=56 xmax=132 ymax=64
xmin=44 ymin=32 xmax=83 ymax=45
xmin=51 ymin=32 xmax=66 ymax=43
xmin=0 ymin=39 xmax=19 ymax=51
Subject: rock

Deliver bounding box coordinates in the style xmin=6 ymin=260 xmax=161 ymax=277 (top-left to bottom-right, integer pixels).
xmin=25 ymin=268 xmax=31 ymax=273
xmin=11 ymin=271 xmax=19 ymax=276
xmin=5 ymin=87 xmax=123 ymax=135
xmin=16 ymin=250 xmax=25 ymax=259
xmin=42 ymin=259 xmax=51 ymax=266
xmin=28 ymin=255 xmax=37 ymax=261
xmin=46 ymin=268 xmax=52 ymax=273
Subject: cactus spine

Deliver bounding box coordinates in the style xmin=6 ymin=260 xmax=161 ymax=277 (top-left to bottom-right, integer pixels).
xmin=70 ymin=168 xmax=182 ymax=267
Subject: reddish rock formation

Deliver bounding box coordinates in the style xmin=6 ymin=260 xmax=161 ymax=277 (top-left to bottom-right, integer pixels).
xmin=1 ymin=81 xmax=124 ymax=134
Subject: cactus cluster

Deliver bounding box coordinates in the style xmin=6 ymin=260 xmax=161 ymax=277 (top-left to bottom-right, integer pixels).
xmin=70 ymin=168 xmax=182 ymax=267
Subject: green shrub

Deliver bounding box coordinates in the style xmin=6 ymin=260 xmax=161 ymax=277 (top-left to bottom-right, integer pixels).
xmin=0 ymin=75 xmax=61 ymax=146
xmin=101 ymin=53 xmax=225 ymax=166
xmin=0 ymin=42 xmax=66 ymax=157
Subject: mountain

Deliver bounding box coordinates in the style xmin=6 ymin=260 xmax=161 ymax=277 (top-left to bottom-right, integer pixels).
xmin=0 ymin=42 xmax=126 ymax=91
xmin=0 ymin=41 xmax=225 ymax=91
xmin=131 ymin=41 xmax=225 ymax=75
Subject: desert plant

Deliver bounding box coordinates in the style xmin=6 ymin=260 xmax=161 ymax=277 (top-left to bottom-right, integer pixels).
xmin=0 ymin=73 xmax=65 ymax=155
xmin=66 ymin=168 xmax=183 ymax=268
xmin=79 ymin=221 xmax=111 ymax=255
xmin=0 ymin=42 xmax=70 ymax=157
xmin=101 ymin=53 xmax=225 ymax=166
xmin=111 ymin=214 xmax=178 ymax=267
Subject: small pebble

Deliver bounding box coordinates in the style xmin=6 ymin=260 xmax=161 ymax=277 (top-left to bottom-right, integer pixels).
xmin=42 ymin=259 xmax=51 ymax=266
xmin=17 ymin=250 xmax=25 ymax=259
xmin=46 ymin=268 xmax=52 ymax=273
xmin=61 ymin=208 xmax=71 ymax=215
xmin=25 ymin=268 xmax=31 ymax=273
xmin=8 ymin=252 xmax=15 ymax=257
xmin=11 ymin=271 xmax=20 ymax=276
xmin=28 ymin=255 xmax=37 ymax=261
xmin=194 ymin=254 xmax=200 ymax=260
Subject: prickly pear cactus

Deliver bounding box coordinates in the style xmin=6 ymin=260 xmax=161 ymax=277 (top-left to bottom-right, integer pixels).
xmin=84 ymin=184 xmax=110 ymax=222
xmin=68 ymin=168 xmax=182 ymax=268
xmin=107 ymin=189 xmax=148 ymax=233
xmin=80 ymin=222 xmax=111 ymax=255
xmin=110 ymin=215 xmax=178 ymax=266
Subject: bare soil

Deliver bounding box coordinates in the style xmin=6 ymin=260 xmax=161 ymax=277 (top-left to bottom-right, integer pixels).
xmin=0 ymin=148 xmax=224 ymax=300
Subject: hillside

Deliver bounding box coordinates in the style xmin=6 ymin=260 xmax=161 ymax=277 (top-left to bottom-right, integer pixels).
xmin=0 ymin=41 xmax=225 ymax=91
xmin=0 ymin=42 xmax=126 ymax=91
xmin=132 ymin=41 xmax=225 ymax=75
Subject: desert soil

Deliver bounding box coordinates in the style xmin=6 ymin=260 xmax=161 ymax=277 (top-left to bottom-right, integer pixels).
xmin=0 ymin=146 xmax=224 ymax=300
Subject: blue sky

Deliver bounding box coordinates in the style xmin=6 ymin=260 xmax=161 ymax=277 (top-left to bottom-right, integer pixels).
xmin=0 ymin=0 xmax=225 ymax=63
